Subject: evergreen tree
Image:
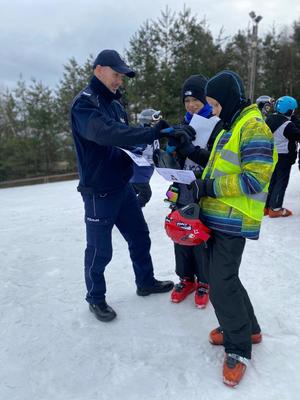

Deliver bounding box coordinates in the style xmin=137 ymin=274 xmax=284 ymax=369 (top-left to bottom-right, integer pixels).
xmin=54 ymin=56 xmax=93 ymax=170
xmin=1 ymin=7 xmax=300 ymax=182
xmin=223 ymin=29 xmax=252 ymax=96
xmin=291 ymin=20 xmax=300 ymax=102
xmin=125 ymin=7 xmax=222 ymax=123
xmin=55 ymin=56 xmax=93 ymax=132
xmin=260 ymin=28 xmax=281 ymax=98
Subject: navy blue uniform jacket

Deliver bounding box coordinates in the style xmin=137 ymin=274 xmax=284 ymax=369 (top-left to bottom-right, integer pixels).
xmin=71 ymin=76 xmax=159 ymax=194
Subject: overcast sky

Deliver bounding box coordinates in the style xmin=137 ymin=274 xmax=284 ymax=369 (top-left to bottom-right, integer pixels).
xmin=1 ymin=0 xmax=300 ymax=90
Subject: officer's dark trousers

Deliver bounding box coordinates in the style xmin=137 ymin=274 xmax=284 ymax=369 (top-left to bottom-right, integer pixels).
xmin=266 ymin=156 xmax=292 ymax=209
xmin=202 ymin=231 xmax=260 ymax=359
xmin=174 ymin=243 xmax=208 ymax=283
xmin=81 ymin=184 xmax=155 ymax=304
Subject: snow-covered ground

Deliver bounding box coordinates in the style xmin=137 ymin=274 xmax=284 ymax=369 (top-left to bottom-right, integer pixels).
xmin=1 ymin=167 xmax=300 ymax=400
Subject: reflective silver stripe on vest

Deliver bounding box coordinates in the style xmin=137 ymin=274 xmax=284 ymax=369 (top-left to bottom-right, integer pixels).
xmin=213 ymin=169 xmax=226 ymax=177
xmin=221 ymin=149 xmax=240 ymax=165
xmin=246 ymin=191 xmax=267 ymax=202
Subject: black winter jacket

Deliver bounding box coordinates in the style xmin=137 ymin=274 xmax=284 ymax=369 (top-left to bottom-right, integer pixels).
xmin=266 ymin=113 xmax=300 ymax=164
xmin=71 ymin=76 xmax=159 ymax=194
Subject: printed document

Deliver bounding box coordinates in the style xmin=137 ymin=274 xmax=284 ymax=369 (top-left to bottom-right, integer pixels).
xmin=189 ymin=114 xmax=219 ymax=148
xmin=118 ymin=147 xmax=151 ymax=166
xmin=156 ymin=168 xmax=196 ymax=184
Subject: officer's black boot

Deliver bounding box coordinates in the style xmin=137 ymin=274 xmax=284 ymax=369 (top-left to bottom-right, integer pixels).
xmin=89 ymin=301 xmax=117 ymax=322
xmin=136 ymin=279 xmax=174 ymax=296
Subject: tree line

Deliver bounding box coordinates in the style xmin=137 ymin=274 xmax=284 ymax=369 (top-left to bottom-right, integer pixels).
xmin=1 ymin=7 xmax=300 ymax=182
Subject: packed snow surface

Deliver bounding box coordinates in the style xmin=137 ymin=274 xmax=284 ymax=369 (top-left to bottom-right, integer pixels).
xmin=1 ymin=167 xmax=300 ymax=400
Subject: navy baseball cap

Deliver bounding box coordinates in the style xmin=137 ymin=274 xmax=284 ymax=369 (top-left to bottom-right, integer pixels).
xmin=93 ymin=49 xmax=135 ymax=78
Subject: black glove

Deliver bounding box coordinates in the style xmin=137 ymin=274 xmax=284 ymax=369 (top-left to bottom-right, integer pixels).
xmin=177 ymin=146 xmax=210 ymax=166
xmin=154 ymin=119 xmax=170 ymax=132
xmin=189 ymin=179 xmax=216 ymax=202
xmin=176 ymin=141 xmax=196 ymax=158
xmin=169 ymin=125 xmax=196 ymax=144
xmin=158 ymin=125 xmax=196 ymax=147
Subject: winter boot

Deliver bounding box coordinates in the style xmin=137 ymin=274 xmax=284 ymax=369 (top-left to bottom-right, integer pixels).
xmin=223 ymin=353 xmax=249 ymax=387
xmin=209 ymin=327 xmax=262 ymax=346
xmin=194 ymin=282 xmax=209 ymax=308
xmin=170 ymin=278 xmax=196 ymax=303
xmin=89 ymin=301 xmax=117 ymax=322
xmin=136 ymin=279 xmax=174 ymax=296
xmin=269 ymin=208 xmax=292 ymax=218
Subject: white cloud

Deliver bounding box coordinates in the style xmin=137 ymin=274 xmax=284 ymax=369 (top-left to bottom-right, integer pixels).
xmin=0 ymin=0 xmax=299 ymax=88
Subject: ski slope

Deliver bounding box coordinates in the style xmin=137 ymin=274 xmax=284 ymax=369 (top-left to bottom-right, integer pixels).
xmin=1 ymin=166 xmax=300 ymax=400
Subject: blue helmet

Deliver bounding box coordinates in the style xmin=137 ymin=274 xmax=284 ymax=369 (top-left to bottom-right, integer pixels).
xmin=274 ymin=96 xmax=298 ymax=115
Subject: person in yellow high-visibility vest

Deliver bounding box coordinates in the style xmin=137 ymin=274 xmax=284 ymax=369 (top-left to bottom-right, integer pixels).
xmin=189 ymin=70 xmax=277 ymax=387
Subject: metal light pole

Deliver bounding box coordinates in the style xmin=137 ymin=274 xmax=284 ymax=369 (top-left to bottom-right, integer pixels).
xmin=248 ymin=11 xmax=263 ymax=103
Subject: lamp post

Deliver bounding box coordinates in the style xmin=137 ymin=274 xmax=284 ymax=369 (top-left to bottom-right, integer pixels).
xmin=248 ymin=11 xmax=262 ymax=103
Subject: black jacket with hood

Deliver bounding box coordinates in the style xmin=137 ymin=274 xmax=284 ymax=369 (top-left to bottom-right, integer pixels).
xmin=266 ymin=113 xmax=300 ymax=164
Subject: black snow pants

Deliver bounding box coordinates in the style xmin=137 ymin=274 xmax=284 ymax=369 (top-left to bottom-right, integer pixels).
xmin=174 ymin=242 xmax=208 ymax=284
xmin=202 ymin=230 xmax=260 ymax=359
xmin=265 ymin=155 xmax=292 ymax=210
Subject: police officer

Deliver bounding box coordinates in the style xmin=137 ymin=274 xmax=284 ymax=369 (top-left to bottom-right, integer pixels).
xmin=71 ymin=49 xmax=195 ymax=322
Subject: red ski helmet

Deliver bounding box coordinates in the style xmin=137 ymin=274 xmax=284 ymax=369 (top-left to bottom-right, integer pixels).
xmin=165 ymin=203 xmax=211 ymax=246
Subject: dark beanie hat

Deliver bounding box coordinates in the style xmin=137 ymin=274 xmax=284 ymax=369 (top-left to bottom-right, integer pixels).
xmin=181 ymin=74 xmax=208 ymax=104
xmin=205 ymin=70 xmax=247 ymax=126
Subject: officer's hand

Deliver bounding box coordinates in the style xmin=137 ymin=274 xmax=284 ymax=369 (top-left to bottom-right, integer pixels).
xmin=189 ymin=179 xmax=216 ymax=202
xmin=159 ymin=125 xmax=196 ymax=149
xmin=169 ymin=125 xmax=196 ymax=143
xmin=155 ymin=119 xmax=170 ymax=131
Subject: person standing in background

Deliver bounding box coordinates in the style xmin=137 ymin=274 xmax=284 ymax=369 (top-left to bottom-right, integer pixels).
xmin=255 ymin=95 xmax=274 ymax=119
xmin=265 ymin=96 xmax=300 ymax=217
